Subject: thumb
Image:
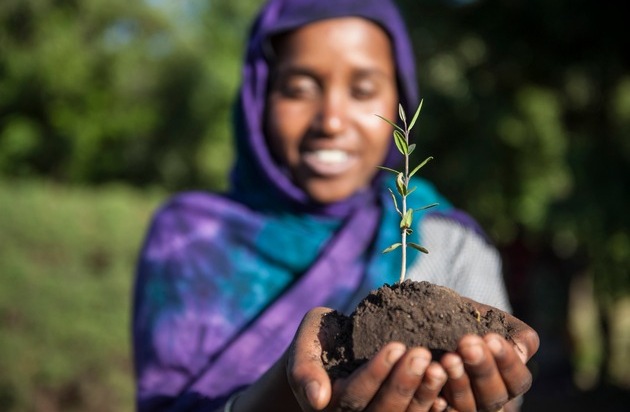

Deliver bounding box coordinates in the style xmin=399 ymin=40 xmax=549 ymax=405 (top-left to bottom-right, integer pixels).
xmin=287 ymin=307 xmax=334 ymax=410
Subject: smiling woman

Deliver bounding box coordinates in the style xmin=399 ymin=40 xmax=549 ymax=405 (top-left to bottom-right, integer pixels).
xmin=132 ymin=0 xmax=537 ymax=411
xmin=265 ymin=17 xmax=397 ymax=204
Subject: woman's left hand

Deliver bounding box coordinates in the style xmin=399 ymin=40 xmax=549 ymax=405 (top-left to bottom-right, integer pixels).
xmin=438 ymin=298 xmax=540 ymax=412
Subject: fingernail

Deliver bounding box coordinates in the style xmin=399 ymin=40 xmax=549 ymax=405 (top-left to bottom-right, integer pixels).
xmin=305 ymin=381 xmax=320 ymax=405
xmin=386 ymin=346 xmax=406 ymax=365
xmin=487 ymin=336 xmax=504 ymax=357
xmin=434 ymin=396 xmax=448 ymax=411
xmin=425 ymin=364 xmax=447 ymax=390
xmin=445 ymin=357 xmax=464 ymax=379
xmin=463 ymin=342 xmax=484 ymax=365
xmin=410 ymin=355 xmax=430 ymax=376
xmin=515 ymin=342 xmax=528 ymax=364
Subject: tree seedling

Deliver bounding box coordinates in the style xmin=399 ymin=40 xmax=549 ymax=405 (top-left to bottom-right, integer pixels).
xmin=376 ymin=99 xmax=438 ymax=283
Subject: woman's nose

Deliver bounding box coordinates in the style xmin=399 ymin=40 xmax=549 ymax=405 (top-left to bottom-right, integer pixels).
xmin=316 ymin=92 xmax=348 ymax=136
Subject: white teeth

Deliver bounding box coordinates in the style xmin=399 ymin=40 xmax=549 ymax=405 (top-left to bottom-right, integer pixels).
xmin=312 ymin=149 xmax=349 ymax=164
xmin=302 ymin=149 xmax=355 ymax=176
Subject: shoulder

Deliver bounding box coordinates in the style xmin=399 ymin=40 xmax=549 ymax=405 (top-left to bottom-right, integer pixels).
xmin=146 ymin=192 xmax=219 ymax=240
xmin=150 ymin=190 xmax=259 ymax=231
xmin=153 ymin=191 xmax=236 ymax=220
xmin=412 ymin=208 xmax=498 ymax=275
xmin=422 ymin=208 xmax=493 ymax=246
xmin=416 ymin=207 xmax=498 ymax=269
xmin=410 ymin=209 xmax=511 ymax=310
xmin=141 ymin=191 xmax=262 ymax=260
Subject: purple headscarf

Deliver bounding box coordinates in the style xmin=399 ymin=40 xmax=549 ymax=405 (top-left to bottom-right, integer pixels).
xmin=230 ymin=0 xmax=418 ymax=217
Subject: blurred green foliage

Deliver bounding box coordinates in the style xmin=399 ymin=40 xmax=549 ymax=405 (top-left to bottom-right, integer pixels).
xmin=0 ymin=0 xmax=263 ymax=190
xmin=0 ymin=178 xmax=165 ymax=411
xmin=398 ymin=0 xmax=629 ymax=302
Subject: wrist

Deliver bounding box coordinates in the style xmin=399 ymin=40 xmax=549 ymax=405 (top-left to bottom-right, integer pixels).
xmin=223 ymin=390 xmax=243 ymax=412
xmin=229 ymin=351 xmax=298 ymax=412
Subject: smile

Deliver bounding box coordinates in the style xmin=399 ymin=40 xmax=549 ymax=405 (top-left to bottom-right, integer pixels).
xmin=302 ymin=149 xmax=357 ymax=177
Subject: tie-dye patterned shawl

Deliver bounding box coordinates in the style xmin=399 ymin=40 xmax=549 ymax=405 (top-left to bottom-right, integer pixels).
xmin=132 ymin=0 xmax=451 ymax=409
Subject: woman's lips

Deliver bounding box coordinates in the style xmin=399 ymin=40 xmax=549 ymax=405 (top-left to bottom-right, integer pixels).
xmin=301 ymin=149 xmax=357 ymax=177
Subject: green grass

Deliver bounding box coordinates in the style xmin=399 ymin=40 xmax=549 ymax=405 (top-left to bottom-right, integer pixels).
xmin=0 ymin=179 xmax=166 ymax=412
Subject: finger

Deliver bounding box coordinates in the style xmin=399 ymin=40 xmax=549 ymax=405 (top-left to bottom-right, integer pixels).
xmin=485 ymin=334 xmax=533 ymax=398
xmin=287 ymin=307 xmax=333 ymax=410
xmin=407 ymin=362 xmax=447 ymax=412
xmin=331 ymin=342 xmax=407 ymax=411
xmin=511 ymin=328 xmax=540 ymax=365
xmin=364 ymin=347 xmax=431 ymax=411
xmin=454 ymin=298 xmax=539 ymax=411
xmin=440 ymin=353 xmax=475 ymax=412
xmin=429 ymin=396 xmax=448 ymax=412
xmin=458 ymin=335 xmax=508 ymax=412
xmin=460 ymin=297 xmax=540 ymax=364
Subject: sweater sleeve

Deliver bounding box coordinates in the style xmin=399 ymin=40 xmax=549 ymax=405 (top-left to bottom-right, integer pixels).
xmin=407 ymin=213 xmax=512 ymax=313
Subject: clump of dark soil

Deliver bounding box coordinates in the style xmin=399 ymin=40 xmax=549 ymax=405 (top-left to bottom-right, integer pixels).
xmin=321 ymin=280 xmax=514 ymax=379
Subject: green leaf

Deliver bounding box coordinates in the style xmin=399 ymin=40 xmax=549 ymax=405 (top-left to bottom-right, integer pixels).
xmin=408 ymin=143 xmax=416 ymax=155
xmin=383 ymin=243 xmax=402 ymax=254
xmin=375 ymin=114 xmax=405 ymax=134
xmin=393 ymin=130 xmax=408 ymax=155
xmin=387 ymin=188 xmax=400 ymax=213
xmin=402 ymin=208 xmax=413 ymax=228
xmin=376 ymin=165 xmax=400 ymax=175
xmin=398 ymin=103 xmax=406 ymax=123
xmin=409 ymin=99 xmax=424 ymax=130
xmin=410 ymin=156 xmax=434 ymax=177
xmin=408 ymin=242 xmax=429 ymax=254
xmin=415 ymin=202 xmax=439 ymax=211
xmin=396 ymin=172 xmax=406 ymax=196
xmin=407 ymin=186 xmax=417 ymax=196
xmin=400 ymin=208 xmax=413 ymax=229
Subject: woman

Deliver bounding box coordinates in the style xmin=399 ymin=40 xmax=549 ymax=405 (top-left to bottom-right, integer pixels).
xmin=132 ymin=0 xmax=539 ymax=411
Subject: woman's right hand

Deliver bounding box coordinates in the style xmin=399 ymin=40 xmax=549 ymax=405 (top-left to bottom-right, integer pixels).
xmin=286 ymin=307 xmax=450 ymax=411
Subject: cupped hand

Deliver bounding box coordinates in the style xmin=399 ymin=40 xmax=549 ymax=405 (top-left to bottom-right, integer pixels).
xmin=286 ymin=302 xmax=539 ymax=412
xmin=287 ymin=307 xmax=450 ymax=412
xmin=439 ymin=299 xmax=540 ymax=412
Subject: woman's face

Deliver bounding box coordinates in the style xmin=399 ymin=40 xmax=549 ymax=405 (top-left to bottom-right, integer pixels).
xmin=266 ymin=17 xmax=398 ymax=204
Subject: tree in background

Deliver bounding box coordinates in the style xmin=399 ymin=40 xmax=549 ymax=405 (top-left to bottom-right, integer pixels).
xmin=397 ymin=0 xmax=630 ymax=393
xmin=0 ymin=0 xmax=263 ymax=190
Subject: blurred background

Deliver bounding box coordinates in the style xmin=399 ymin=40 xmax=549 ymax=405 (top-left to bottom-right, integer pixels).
xmin=0 ymin=0 xmax=628 ymax=410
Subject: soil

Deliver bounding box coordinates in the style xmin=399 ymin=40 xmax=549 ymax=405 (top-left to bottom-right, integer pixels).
xmin=321 ymin=280 xmax=515 ymax=379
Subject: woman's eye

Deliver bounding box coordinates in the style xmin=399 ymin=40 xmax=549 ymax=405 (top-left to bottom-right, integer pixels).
xmin=352 ymin=83 xmax=377 ymax=100
xmin=279 ymin=77 xmax=319 ymax=99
